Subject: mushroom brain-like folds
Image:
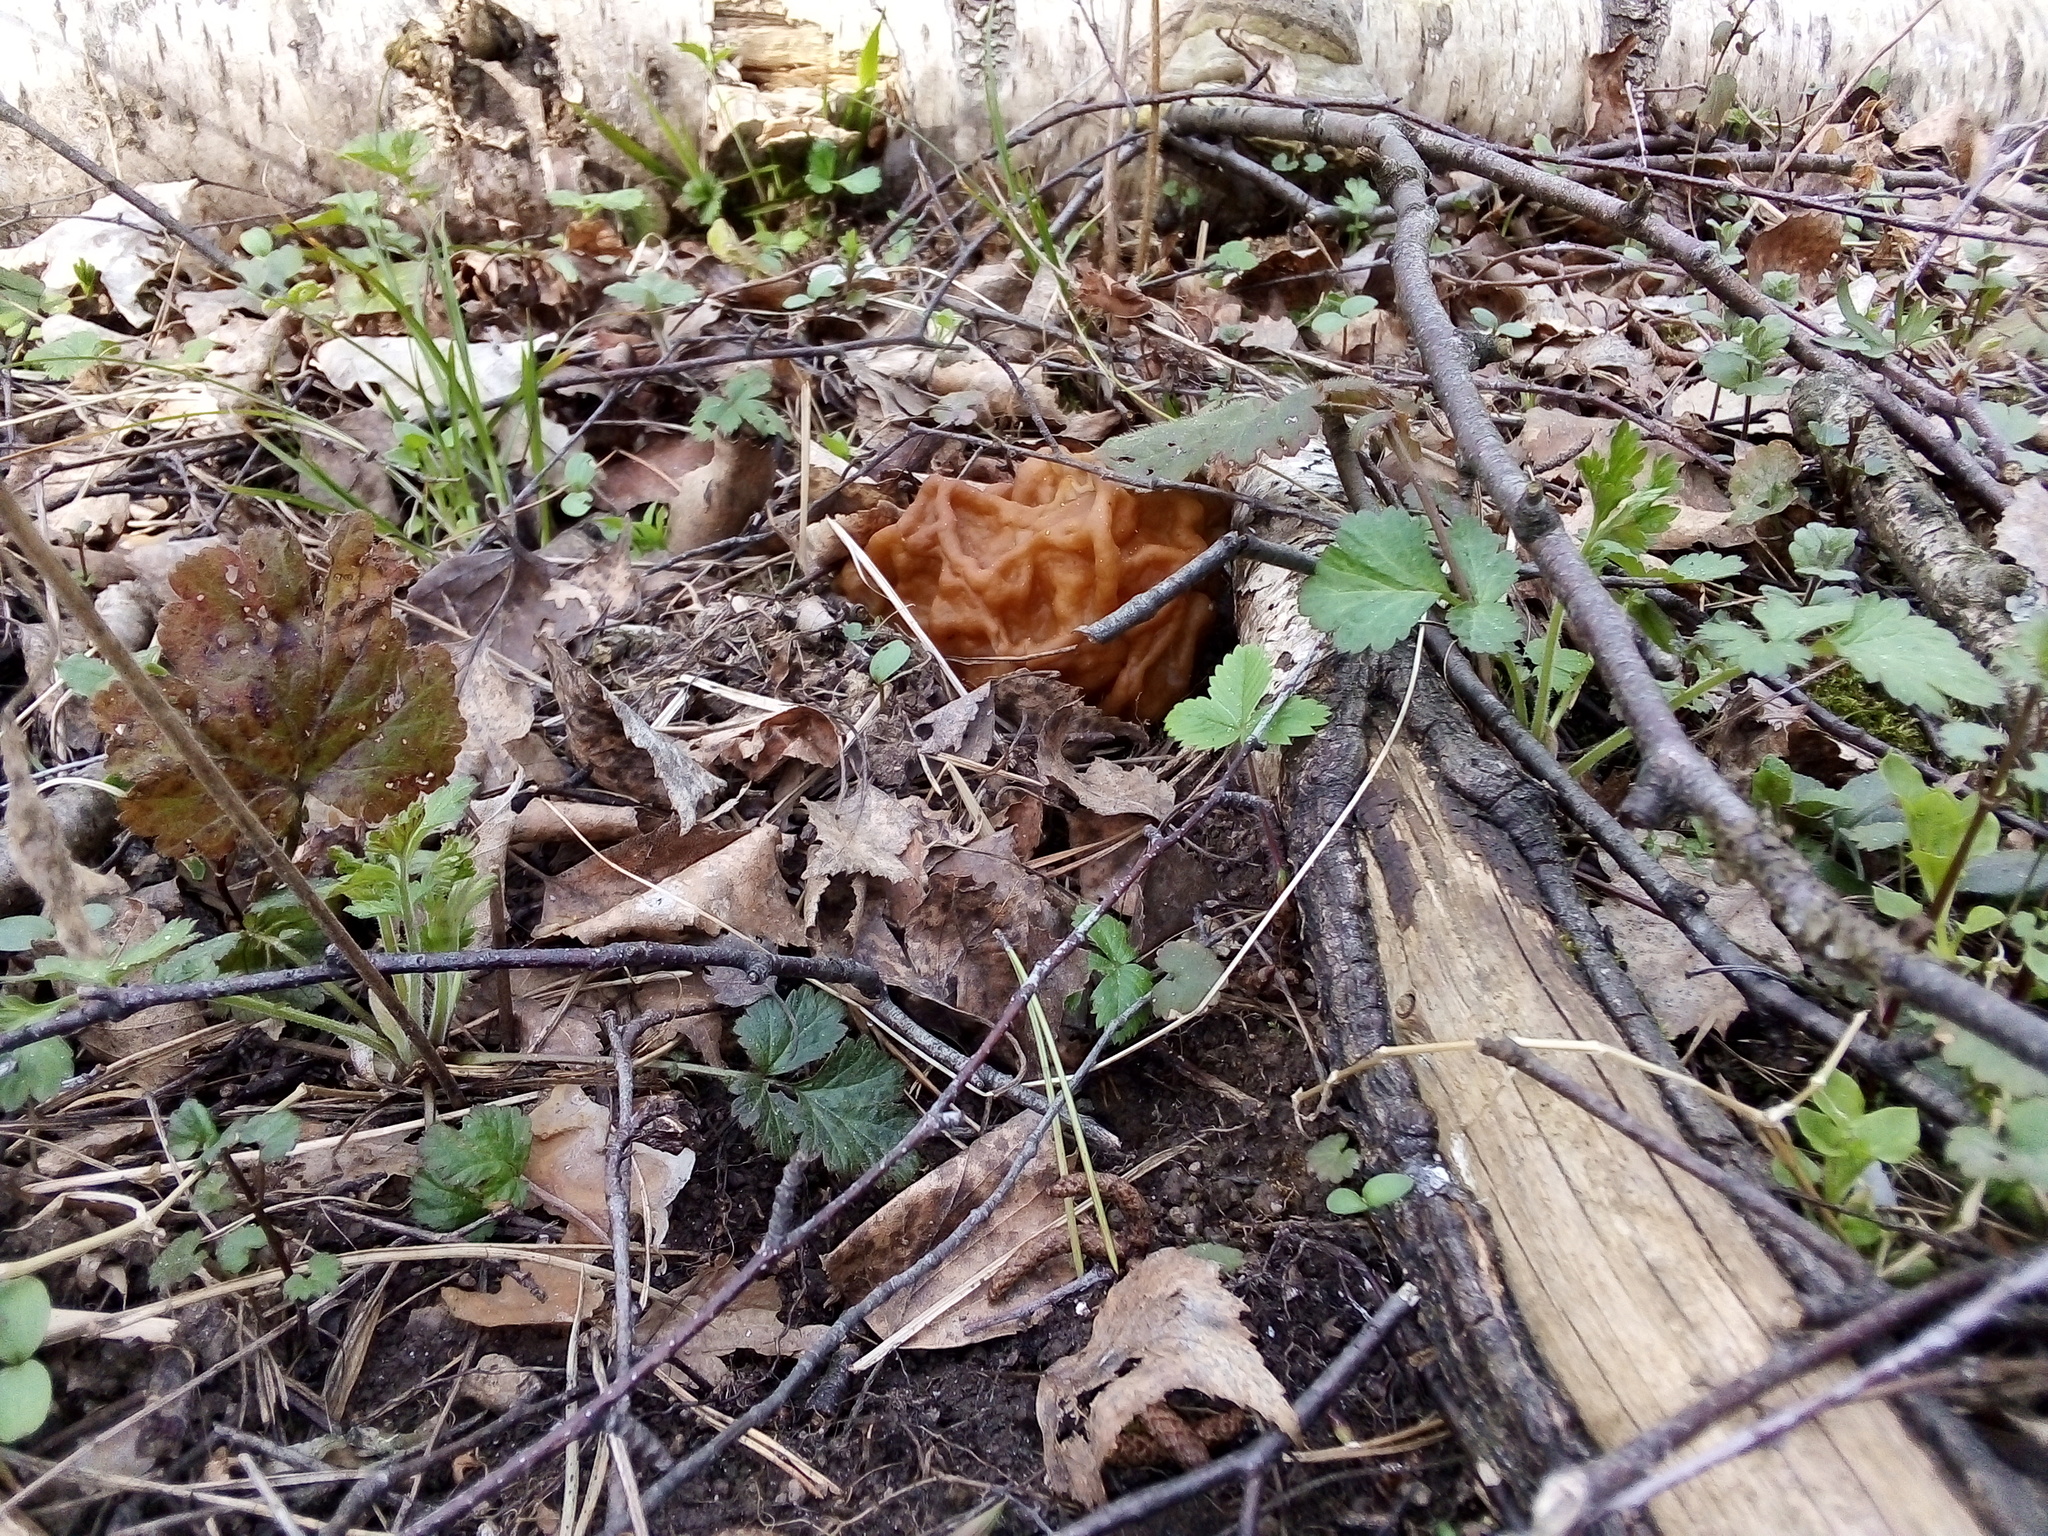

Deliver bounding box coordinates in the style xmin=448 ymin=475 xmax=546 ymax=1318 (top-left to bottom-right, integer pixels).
xmin=843 ymin=459 xmax=1227 ymax=720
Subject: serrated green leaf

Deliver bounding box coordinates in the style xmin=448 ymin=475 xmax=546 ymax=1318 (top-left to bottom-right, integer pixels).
xmin=0 ymin=1037 xmax=69 ymax=1112
xmin=1081 ymin=908 xmax=1138 ymax=966
xmin=214 ymin=1225 xmax=271 ymax=1276
xmin=0 ymin=1279 xmax=49 ymax=1366
xmin=1299 ymin=508 xmax=1448 ymax=653
xmin=1944 ymin=1029 xmax=2048 ymax=1099
xmin=1091 ymin=959 xmax=1154 ymax=1037
xmin=1937 ymin=721 xmax=2006 ymax=764
xmin=409 ymin=1173 xmax=488 ymax=1233
xmin=93 ymin=515 xmax=462 ymax=862
xmin=1261 ymin=695 xmax=1329 ymax=746
xmin=1819 ymin=595 xmax=2001 ymax=716
xmin=282 ymin=1253 xmax=344 ymax=1303
xmin=1098 ymin=388 xmax=1321 ymax=482
xmin=417 ymin=1105 xmax=532 ymax=1214
xmin=1306 ymin=1134 xmax=1360 ymax=1183
xmin=149 ymin=1230 xmax=207 ymax=1291
xmin=1728 ymin=440 xmax=1803 ymax=524
xmin=1997 ymin=613 xmax=2048 ymax=689
xmin=736 ymin=986 xmax=847 ymax=1077
xmin=0 ymin=1359 xmax=50 ymax=1443
xmin=1149 ymin=938 xmax=1224 ymax=1017
xmin=731 ymin=1073 xmax=804 ymax=1160
xmin=787 ymin=1037 xmax=913 ymax=1177
xmin=1446 ymin=597 xmax=1522 ymax=655
xmin=1445 ymin=513 xmax=1518 ymax=605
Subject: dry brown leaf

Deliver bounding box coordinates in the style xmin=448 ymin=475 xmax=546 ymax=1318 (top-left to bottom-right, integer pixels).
xmin=1236 ymin=314 xmax=1301 ymax=354
xmin=1074 ymin=270 xmax=1149 ymax=321
xmin=561 ymin=823 xmax=804 ymax=948
xmin=696 ymin=705 xmax=842 ymax=780
xmin=459 ymin=1353 xmax=539 ymax=1412
xmin=1582 ymin=35 xmax=1638 ymax=141
xmin=597 ymin=435 xmax=715 ymax=511
xmin=801 ymin=782 xmax=926 ymax=926
xmin=1993 ymin=479 xmax=2048 ymax=588
xmin=1516 ymin=408 xmax=1615 ymax=471
xmin=442 ymin=1256 xmax=600 ymax=1328
xmin=536 ymin=819 xmax=745 ymax=938
xmin=903 ymin=836 xmax=1089 ymax=1020
xmin=911 ymin=685 xmax=996 ymax=760
xmin=1896 ymin=100 xmax=1990 ymax=181
xmin=1597 ymin=857 xmax=1803 ymax=1037
xmin=825 ymin=1115 xmax=1071 ymax=1349
xmin=1037 ymin=1249 xmax=1298 ymax=1505
xmin=2 ymin=713 xmax=117 ymax=956
xmin=542 ymin=638 xmax=722 ymax=825
xmin=617 ymin=972 xmax=729 ymax=1066
xmin=524 ymin=1085 xmax=695 ymax=1246
xmin=667 ymin=435 xmax=779 ymax=553
xmin=408 ymin=542 xmax=598 ymax=673
xmin=451 ymin=647 xmax=536 ymax=794
xmin=633 ymin=1260 xmax=832 ymax=1388
xmin=1039 ymin=706 xmax=1174 ymax=821
xmin=1745 ymin=212 xmax=1843 ymax=288
xmin=502 ymin=969 xmax=608 ymax=1056
xmin=299 ymin=406 xmax=401 ymax=522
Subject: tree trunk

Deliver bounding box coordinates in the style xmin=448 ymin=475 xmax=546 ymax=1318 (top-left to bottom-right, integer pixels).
xmin=5 ymin=0 xmax=2045 ymax=215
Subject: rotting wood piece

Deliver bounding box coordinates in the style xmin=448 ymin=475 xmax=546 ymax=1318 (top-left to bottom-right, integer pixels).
xmin=1285 ymin=651 xmax=1623 ymax=1533
xmin=1307 ymin=648 xmax=1987 ymax=1536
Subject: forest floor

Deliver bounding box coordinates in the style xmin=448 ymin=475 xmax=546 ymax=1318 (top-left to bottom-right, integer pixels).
xmin=0 ymin=45 xmax=2046 ymax=1536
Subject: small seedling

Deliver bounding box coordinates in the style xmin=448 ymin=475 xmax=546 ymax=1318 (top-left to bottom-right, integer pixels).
xmin=1165 ymin=645 xmax=1328 ymax=750
xmin=1328 ymin=1172 xmax=1414 ymax=1214
xmin=0 ymin=1278 xmax=51 ymax=1443
xmin=869 ymin=639 xmax=913 ymax=683
xmin=1079 ymin=908 xmax=1154 ymax=1039
xmin=1309 ymin=293 xmax=1378 ymax=338
xmin=1469 ymin=306 xmax=1532 ymax=342
xmin=691 ymin=370 xmax=789 ymax=440
xmin=1306 ymin=1133 xmax=1361 ymax=1183
xmin=604 ymin=271 xmax=701 ymax=312
xmin=411 ymin=1105 xmax=534 ymax=1233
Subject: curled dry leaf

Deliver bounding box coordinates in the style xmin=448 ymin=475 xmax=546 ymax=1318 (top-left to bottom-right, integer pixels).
xmin=903 ymin=836 xmax=1088 ymax=1022
xmin=458 ymin=1354 xmax=539 ymax=1412
xmin=560 ymin=823 xmax=804 ymax=948
xmin=667 ymin=434 xmax=779 ymax=552
xmin=451 ymin=648 xmax=536 ymax=794
xmin=1745 ymin=212 xmax=1843 ymax=288
xmin=911 ymin=685 xmax=996 ymax=760
xmin=94 ymin=514 xmax=462 ymax=862
xmin=824 ymin=1115 xmax=1074 ymax=1350
xmin=541 ymin=638 xmax=721 ymax=827
xmin=695 ymin=705 xmax=842 ymax=780
xmin=1596 ymin=857 xmax=1802 ymax=1038
xmin=441 ymin=1256 xmax=600 ymax=1329
xmin=596 ymin=435 xmax=714 ymax=512
xmin=1038 ymin=704 xmax=1174 ymax=821
xmin=407 ymin=541 xmax=600 ymax=675
xmin=633 ymin=1259 xmax=832 ymax=1390
xmin=801 ymin=782 xmax=926 ymax=927
xmin=523 ymin=1085 xmax=695 ymax=1247
xmin=536 ymin=819 xmax=744 ymax=938
xmin=1036 ymin=1249 xmax=1299 ymax=1506
xmin=1 ymin=713 xmax=116 ymax=956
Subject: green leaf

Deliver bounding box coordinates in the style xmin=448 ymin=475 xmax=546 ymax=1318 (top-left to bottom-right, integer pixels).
xmin=1938 ymin=721 xmax=2006 ymax=764
xmin=1098 ymin=388 xmax=1321 ymax=482
xmin=1149 ymin=939 xmax=1224 ymax=1018
xmin=149 ymin=1230 xmax=207 ymax=1291
xmin=736 ymin=986 xmax=847 ymax=1077
xmin=1697 ymin=586 xmax=1846 ymax=677
xmin=0 ymin=915 xmax=52 ymax=953
xmin=166 ymin=1100 xmax=221 ymax=1163
xmin=690 ymin=370 xmax=787 ymax=440
xmin=731 ymin=1074 xmax=803 ymax=1159
xmin=25 ymin=332 xmax=118 ymax=381
xmin=1944 ymin=1029 xmax=2048 ymax=1099
xmin=869 ymin=639 xmax=913 ymax=682
xmin=787 ymin=1036 xmax=914 ymax=1177
xmin=1091 ymin=959 xmax=1154 ymax=1037
xmin=1081 ymin=908 xmax=1138 ymax=966
xmin=836 ymin=165 xmax=882 ymax=195
xmin=1577 ymin=424 xmax=1681 ymax=565
xmin=1788 ymin=524 xmax=1858 ymax=582
xmin=1820 ymin=595 xmax=2000 ymax=716
xmin=282 ymin=1253 xmax=344 ymax=1303
xmin=414 ymin=1105 xmax=532 ymax=1228
xmin=0 ymin=1279 xmax=50 ymax=1366
xmin=0 ymin=1035 xmax=70 ymax=1113
xmin=93 ymin=515 xmax=463 ymax=862
xmin=1306 ymin=1134 xmax=1360 ymax=1183
xmin=0 ymin=1360 xmax=51 ymax=1443
xmin=214 ymin=1225 xmax=271 ymax=1276
xmin=1325 ymin=1186 xmax=1368 ymax=1214
xmin=1300 ymin=508 xmax=1449 ymax=653
xmin=1667 ymin=552 xmax=1746 ymax=581
xmin=1855 ymin=1105 xmax=1921 ymax=1164
xmin=1164 ymin=645 xmax=1323 ymax=749
xmin=1359 ymin=1172 xmax=1415 ymax=1208
xmin=1183 ymin=1242 xmax=1245 ymax=1272
xmin=1446 ymin=598 xmax=1523 ymax=654
xmin=54 ymin=653 xmax=116 ymax=697
xmin=229 ymin=1110 xmax=301 ymax=1163
xmin=1870 ymin=885 xmax=1924 ymax=919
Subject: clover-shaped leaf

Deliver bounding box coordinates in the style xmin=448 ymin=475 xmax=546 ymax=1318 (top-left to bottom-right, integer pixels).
xmin=95 ymin=514 xmax=461 ymax=861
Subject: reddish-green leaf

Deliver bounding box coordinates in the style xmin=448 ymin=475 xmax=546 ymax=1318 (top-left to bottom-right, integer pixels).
xmin=96 ymin=514 xmax=461 ymax=860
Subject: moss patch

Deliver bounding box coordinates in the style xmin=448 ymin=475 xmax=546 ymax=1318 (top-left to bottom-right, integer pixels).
xmin=1805 ymin=667 xmax=1931 ymax=757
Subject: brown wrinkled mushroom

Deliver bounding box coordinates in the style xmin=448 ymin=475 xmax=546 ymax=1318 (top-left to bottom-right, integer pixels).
xmin=840 ymin=459 xmax=1226 ymax=720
